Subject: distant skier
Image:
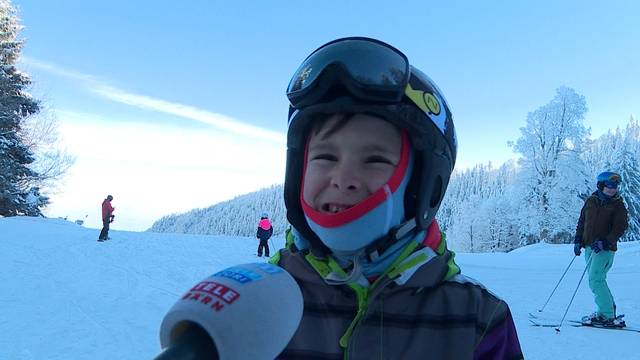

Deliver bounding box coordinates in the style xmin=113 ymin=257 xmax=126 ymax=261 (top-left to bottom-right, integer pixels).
xmin=256 ymin=212 xmax=273 ymax=257
xmin=574 ymin=171 xmax=628 ymax=327
xmin=98 ymin=195 xmax=115 ymax=242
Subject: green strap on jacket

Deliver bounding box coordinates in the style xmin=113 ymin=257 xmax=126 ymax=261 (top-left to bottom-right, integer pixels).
xmin=302 ymin=240 xmax=422 ymax=352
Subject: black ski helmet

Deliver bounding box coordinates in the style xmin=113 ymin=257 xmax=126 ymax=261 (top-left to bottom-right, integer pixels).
xmin=284 ymin=37 xmax=457 ymax=254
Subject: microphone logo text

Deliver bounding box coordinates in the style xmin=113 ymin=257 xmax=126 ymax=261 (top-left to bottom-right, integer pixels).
xmin=182 ymin=281 xmax=240 ymax=312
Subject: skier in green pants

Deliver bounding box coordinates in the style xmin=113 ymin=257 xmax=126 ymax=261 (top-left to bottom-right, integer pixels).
xmin=574 ymin=171 xmax=628 ymax=327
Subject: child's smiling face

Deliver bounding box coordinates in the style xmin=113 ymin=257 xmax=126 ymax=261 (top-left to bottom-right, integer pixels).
xmin=302 ymin=114 xmax=402 ymax=214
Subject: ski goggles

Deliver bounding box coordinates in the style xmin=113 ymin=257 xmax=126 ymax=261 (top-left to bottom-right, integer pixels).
xmin=287 ymin=37 xmax=410 ymax=108
xmin=603 ymin=181 xmax=619 ymax=189
xmin=606 ymin=174 xmax=621 ymax=182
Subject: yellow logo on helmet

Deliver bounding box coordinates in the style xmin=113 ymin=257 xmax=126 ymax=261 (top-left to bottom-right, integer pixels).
xmin=424 ymin=93 xmax=440 ymax=115
xmin=405 ymin=84 xmax=440 ymax=116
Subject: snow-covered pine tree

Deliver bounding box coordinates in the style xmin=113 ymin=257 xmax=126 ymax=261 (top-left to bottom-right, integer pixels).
xmin=581 ymin=128 xmax=621 ymax=193
xmin=613 ymin=121 xmax=640 ymax=242
xmin=0 ymin=0 xmax=46 ymax=216
xmin=438 ymin=163 xmax=493 ymax=234
xmin=467 ymin=196 xmax=518 ymax=252
xmin=439 ymin=160 xmax=518 ymax=252
xmin=511 ymin=87 xmax=590 ymax=244
xmin=628 ymin=114 xmax=640 ymax=166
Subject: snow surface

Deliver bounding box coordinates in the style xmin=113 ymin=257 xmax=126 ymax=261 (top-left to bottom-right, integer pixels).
xmin=1 ymin=216 xmax=638 ymax=359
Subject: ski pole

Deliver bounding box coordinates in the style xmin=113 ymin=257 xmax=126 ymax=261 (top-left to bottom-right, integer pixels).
xmin=555 ymin=256 xmax=592 ymax=332
xmin=537 ymin=255 xmax=577 ymax=313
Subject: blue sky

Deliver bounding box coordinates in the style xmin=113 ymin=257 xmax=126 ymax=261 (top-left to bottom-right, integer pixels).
xmin=13 ymin=0 xmax=640 ymax=230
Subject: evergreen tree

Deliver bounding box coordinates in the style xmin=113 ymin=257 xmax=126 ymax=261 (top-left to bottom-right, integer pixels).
xmin=614 ymin=122 xmax=640 ymax=242
xmin=0 ymin=0 xmax=46 ymax=216
xmin=582 ymin=133 xmax=610 ymax=194
xmin=439 ymin=161 xmax=518 ymax=252
xmin=627 ymin=115 xmax=640 ymax=158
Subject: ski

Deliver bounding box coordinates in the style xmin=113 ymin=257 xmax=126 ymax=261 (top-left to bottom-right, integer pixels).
xmin=528 ymin=312 xmax=560 ymax=324
xmin=529 ymin=312 xmax=640 ymax=332
xmin=529 ymin=318 xmax=560 ymax=327
xmin=567 ymin=321 xmax=640 ymax=333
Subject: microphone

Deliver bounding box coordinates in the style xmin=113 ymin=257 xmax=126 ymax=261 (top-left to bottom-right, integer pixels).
xmin=155 ymin=262 xmax=303 ymax=360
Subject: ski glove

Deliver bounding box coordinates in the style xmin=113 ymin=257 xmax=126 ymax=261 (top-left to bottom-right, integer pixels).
xmin=573 ymin=243 xmax=582 ymax=256
xmin=574 ymin=234 xmax=583 ymax=244
xmin=591 ymin=240 xmax=606 ymax=254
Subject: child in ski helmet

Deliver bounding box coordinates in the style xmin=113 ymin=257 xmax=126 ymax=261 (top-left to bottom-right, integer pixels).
xmin=256 ymin=212 xmax=274 ymax=257
xmin=271 ymin=37 xmax=523 ymax=359
xmin=574 ymin=171 xmax=628 ymax=326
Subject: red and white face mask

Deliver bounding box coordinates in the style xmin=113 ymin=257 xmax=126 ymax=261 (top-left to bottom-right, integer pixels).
xmin=300 ymin=126 xmax=413 ymax=254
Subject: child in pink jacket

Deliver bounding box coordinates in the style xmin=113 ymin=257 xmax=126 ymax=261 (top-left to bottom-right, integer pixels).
xmin=256 ymin=213 xmax=273 ymax=257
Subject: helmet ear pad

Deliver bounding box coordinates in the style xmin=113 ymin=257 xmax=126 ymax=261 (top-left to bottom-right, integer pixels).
xmin=402 ymin=102 xmax=455 ymax=230
xmin=405 ymin=150 xmax=452 ymax=230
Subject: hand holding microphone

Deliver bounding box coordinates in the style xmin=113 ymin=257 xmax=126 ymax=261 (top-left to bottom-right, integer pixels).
xmin=155 ymin=262 xmax=303 ymax=360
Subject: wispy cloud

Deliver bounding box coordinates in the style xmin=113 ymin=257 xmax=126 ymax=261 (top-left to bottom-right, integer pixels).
xmin=22 ymin=57 xmax=100 ymax=83
xmin=22 ymin=57 xmax=285 ymax=143
xmin=92 ymin=86 xmax=285 ymax=143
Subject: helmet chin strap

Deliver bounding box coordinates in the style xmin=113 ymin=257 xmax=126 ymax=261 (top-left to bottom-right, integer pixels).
xmin=324 ymin=251 xmax=365 ymax=285
xmin=364 ymin=217 xmax=418 ymax=262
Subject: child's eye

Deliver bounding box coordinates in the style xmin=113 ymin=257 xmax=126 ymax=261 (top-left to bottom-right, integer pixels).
xmin=311 ymin=153 xmax=337 ymax=162
xmin=366 ymin=156 xmax=393 ymax=165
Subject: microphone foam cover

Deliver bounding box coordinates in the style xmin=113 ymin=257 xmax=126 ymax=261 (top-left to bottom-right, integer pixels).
xmin=160 ymin=262 xmax=303 ymax=360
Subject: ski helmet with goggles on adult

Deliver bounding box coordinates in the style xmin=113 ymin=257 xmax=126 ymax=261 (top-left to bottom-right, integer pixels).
xmin=597 ymin=171 xmax=621 ymax=190
xmin=283 ymin=37 xmax=457 ymax=256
